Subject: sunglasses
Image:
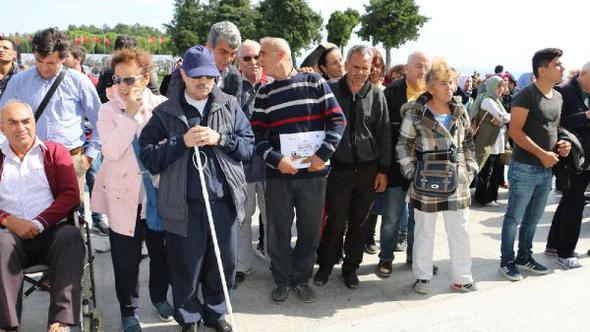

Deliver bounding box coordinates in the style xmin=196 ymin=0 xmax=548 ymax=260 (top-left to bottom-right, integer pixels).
xmin=112 ymin=74 xmax=144 ymax=86
xmin=242 ymin=55 xmax=259 ymax=62
xmin=191 ymin=75 xmax=216 ymax=80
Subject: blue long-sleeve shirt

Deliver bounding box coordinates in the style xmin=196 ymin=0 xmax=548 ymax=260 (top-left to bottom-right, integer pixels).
xmin=0 ymin=65 xmax=101 ymax=159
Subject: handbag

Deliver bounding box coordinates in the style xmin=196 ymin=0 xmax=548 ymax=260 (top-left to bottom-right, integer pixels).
xmin=413 ymin=117 xmax=460 ymax=197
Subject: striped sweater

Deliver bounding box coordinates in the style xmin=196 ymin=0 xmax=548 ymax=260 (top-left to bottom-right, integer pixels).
xmin=251 ymin=72 xmax=346 ymax=178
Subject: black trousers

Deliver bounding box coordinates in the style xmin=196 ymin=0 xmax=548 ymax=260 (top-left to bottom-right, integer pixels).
xmin=166 ymin=199 xmax=237 ymax=325
xmin=475 ymin=154 xmax=502 ymax=204
xmin=318 ymin=162 xmax=378 ymax=274
xmin=109 ymin=208 xmax=169 ymax=318
xmin=547 ymin=170 xmax=590 ymax=258
xmin=0 ymin=223 xmax=85 ymax=329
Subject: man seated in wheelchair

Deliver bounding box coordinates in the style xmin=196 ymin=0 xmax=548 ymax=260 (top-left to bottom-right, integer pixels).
xmin=0 ymin=100 xmax=84 ymax=332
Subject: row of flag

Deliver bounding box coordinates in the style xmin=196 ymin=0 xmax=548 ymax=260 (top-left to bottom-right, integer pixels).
xmin=10 ymin=34 xmax=167 ymax=46
xmin=72 ymin=35 xmax=167 ymax=46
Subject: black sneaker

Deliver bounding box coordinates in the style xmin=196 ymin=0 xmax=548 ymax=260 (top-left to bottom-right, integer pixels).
xmin=499 ymin=261 xmax=523 ymax=281
xmin=293 ymin=282 xmax=316 ymax=303
xmin=342 ymin=272 xmax=359 ymax=289
xmin=271 ymin=285 xmax=289 ymax=304
xmin=313 ymin=269 xmax=330 ymax=286
xmin=233 ymin=270 xmax=250 ymax=289
xmin=93 ymin=220 xmax=109 ymax=236
xmin=515 ymin=257 xmax=550 ymax=275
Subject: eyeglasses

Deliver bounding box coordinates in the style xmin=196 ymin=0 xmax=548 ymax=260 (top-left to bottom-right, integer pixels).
xmin=112 ymin=74 xmax=144 ymax=86
xmin=242 ymin=55 xmax=259 ymax=62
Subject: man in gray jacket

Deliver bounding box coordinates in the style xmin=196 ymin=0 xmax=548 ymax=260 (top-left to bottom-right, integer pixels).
xmin=315 ymin=45 xmax=391 ymax=289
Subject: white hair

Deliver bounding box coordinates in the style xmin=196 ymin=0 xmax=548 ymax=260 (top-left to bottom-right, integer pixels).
xmin=238 ymin=39 xmax=261 ymax=57
xmin=0 ymin=99 xmax=33 ymax=124
xmin=581 ymin=61 xmax=590 ymax=74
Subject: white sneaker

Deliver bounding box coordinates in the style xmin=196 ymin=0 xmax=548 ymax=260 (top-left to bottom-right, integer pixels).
xmin=556 ymin=257 xmax=582 ymax=270
xmin=413 ymin=279 xmax=430 ymax=294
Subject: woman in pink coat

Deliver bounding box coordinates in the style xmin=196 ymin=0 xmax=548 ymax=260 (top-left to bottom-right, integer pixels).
xmin=90 ymin=48 xmax=171 ymax=332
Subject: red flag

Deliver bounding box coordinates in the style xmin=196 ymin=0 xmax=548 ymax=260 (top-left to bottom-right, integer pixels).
xmin=14 ymin=36 xmax=21 ymax=46
xmin=159 ymin=36 xmax=166 ymax=44
xmin=82 ymin=36 xmax=89 ymax=44
xmin=148 ymin=35 xmax=155 ymax=45
xmin=74 ymin=37 xmax=81 ymax=45
xmin=93 ymin=36 xmax=100 ymax=43
xmin=104 ymin=36 xmax=111 ymax=46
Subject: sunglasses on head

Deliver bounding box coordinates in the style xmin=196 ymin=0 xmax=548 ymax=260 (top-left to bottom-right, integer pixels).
xmin=112 ymin=74 xmax=144 ymax=86
xmin=242 ymin=55 xmax=259 ymax=62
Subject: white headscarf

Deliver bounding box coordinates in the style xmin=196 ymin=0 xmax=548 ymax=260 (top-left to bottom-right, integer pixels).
xmin=457 ymin=74 xmax=472 ymax=93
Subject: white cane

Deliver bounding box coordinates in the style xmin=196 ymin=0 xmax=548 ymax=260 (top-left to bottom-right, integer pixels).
xmin=191 ymin=144 xmax=237 ymax=331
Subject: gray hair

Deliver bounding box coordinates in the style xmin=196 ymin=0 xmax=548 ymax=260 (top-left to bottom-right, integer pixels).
xmin=0 ymin=99 xmax=33 ymax=124
xmin=238 ymin=39 xmax=261 ymax=57
xmin=581 ymin=61 xmax=590 ymax=74
xmin=207 ymin=21 xmax=242 ymax=49
xmin=346 ymin=45 xmax=374 ymax=63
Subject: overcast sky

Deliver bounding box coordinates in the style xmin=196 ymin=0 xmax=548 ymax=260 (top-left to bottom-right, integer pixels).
xmin=2 ymin=0 xmax=588 ymax=76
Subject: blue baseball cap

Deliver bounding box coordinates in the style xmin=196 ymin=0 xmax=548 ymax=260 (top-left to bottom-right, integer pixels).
xmin=182 ymin=45 xmax=220 ymax=78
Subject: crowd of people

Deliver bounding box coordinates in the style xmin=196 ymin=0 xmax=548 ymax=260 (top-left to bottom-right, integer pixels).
xmin=0 ymin=20 xmax=588 ymax=332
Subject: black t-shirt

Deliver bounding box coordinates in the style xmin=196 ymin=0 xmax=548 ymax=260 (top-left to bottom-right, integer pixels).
xmin=511 ymin=84 xmax=562 ymax=167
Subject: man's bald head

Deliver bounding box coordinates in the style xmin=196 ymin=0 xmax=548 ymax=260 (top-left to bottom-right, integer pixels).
xmin=577 ymin=61 xmax=590 ymax=94
xmin=0 ymin=100 xmax=36 ymax=154
xmin=260 ymin=37 xmax=292 ymax=62
xmin=405 ymin=51 xmax=431 ymax=91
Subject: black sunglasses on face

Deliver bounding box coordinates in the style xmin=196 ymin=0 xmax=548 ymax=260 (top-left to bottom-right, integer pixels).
xmin=192 ymin=75 xmax=215 ymax=80
xmin=242 ymin=55 xmax=259 ymax=62
xmin=112 ymin=74 xmax=144 ymax=86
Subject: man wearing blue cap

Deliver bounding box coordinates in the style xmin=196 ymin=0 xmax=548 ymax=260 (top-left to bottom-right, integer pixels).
xmin=139 ymin=45 xmax=254 ymax=332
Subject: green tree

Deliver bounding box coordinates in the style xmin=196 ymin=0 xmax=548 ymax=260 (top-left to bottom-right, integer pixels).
xmin=256 ymin=0 xmax=323 ymax=65
xmin=214 ymin=0 xmax=260 ymax=40
xmin=326 ymin=8 xmax=360 ymax=53
xmin=358 ymin=0 xmax=429 ymax=66
xmin=165 ymin=0 xmax=212 ymax=55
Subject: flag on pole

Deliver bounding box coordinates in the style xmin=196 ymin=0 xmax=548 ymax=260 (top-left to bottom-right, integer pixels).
xmin=148 ymin=35 xmax=155 ymax=45
xmin=159 ymin=36 xmax=166 ymax=44
xmin=82 ymin=36 xmax=89 ymax=44
xmin=74 ymin=37 xmax=81 ymax=45
xmin=104 ymin=36 xmax=111 ymax=46
xmin=14 ymin=36 xmax=21 ymax=46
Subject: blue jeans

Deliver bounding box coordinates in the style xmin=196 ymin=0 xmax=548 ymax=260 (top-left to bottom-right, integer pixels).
xmin=500 ymin=161 xmax=553 ymax=264
xmin=378 ymin=187 xmax=407 ymax=262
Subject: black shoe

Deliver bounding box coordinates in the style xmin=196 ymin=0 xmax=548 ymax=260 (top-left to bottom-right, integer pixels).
xmin=271 ymin=285 xmax=289 ymax=304
xmin=395 ymin=233 xmax=408 ymax=252
xmin=293 ymin=282 xmax=316 ymax=303
xmin=364 ymin=243 xmax=379 ymax=254
xmin=233 ymin=271 xmax=248 ymax=289
xmin=313 ymin=269 xmax=330 ymax=286
xmin=93 ymin=220 xmax=109 ymax=236
xmin=377 ymin=260 xmax=392 ymax=278
xmin=342 ymin=272 xmax=359 ymax=289
xmin=433 ymin=264 xmax=438 ymax=275
xmin=181 ymin=323 xmax=197 ymax=332
xmin=204 ymin=319 xmax=232 ymax=332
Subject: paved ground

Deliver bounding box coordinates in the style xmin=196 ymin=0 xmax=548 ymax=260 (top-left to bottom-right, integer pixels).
xmin=21 ymin=187 xmax=590 ymax=332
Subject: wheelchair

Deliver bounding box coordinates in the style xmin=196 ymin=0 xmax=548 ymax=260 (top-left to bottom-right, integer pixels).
xmin=22 ymin=208 xmax=104 ymax=332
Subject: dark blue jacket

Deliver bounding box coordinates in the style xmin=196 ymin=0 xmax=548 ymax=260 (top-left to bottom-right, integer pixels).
xmin=557 ymin=76 xmax=590 ymax=163
xmin=139 ymin=83 xmax=254 ymax=236
xmin=238 ymin=79 xmax=265 ymax=183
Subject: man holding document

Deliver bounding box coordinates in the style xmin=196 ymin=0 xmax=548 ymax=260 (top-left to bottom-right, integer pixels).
xmin=251 ymin=37 xmax=345 ymax=304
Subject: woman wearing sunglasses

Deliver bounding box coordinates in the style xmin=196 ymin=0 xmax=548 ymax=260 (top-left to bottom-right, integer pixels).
xmin=90 ymin=48 xmax=172 ymax=332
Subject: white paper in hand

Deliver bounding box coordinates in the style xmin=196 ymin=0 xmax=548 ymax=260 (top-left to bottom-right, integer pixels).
xmin=279 ymin=131 xmax=326 ymax=169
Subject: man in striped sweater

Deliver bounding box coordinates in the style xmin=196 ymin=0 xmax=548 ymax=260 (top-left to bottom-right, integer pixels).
xmin=251 ymin=37 xmax=345 ymax=304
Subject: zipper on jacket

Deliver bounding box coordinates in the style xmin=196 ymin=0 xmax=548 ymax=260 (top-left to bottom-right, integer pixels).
xmin=350 ymin=94 xmax=359 ymax=164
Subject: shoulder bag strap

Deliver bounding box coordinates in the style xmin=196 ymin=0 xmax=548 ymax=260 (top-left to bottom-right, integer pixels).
xmin=35 ymin=67 xmax=68 ymax=122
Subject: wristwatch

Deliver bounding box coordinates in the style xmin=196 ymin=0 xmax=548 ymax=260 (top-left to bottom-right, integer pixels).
xmin=217 ymin=133 xmax=226 ymax=147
